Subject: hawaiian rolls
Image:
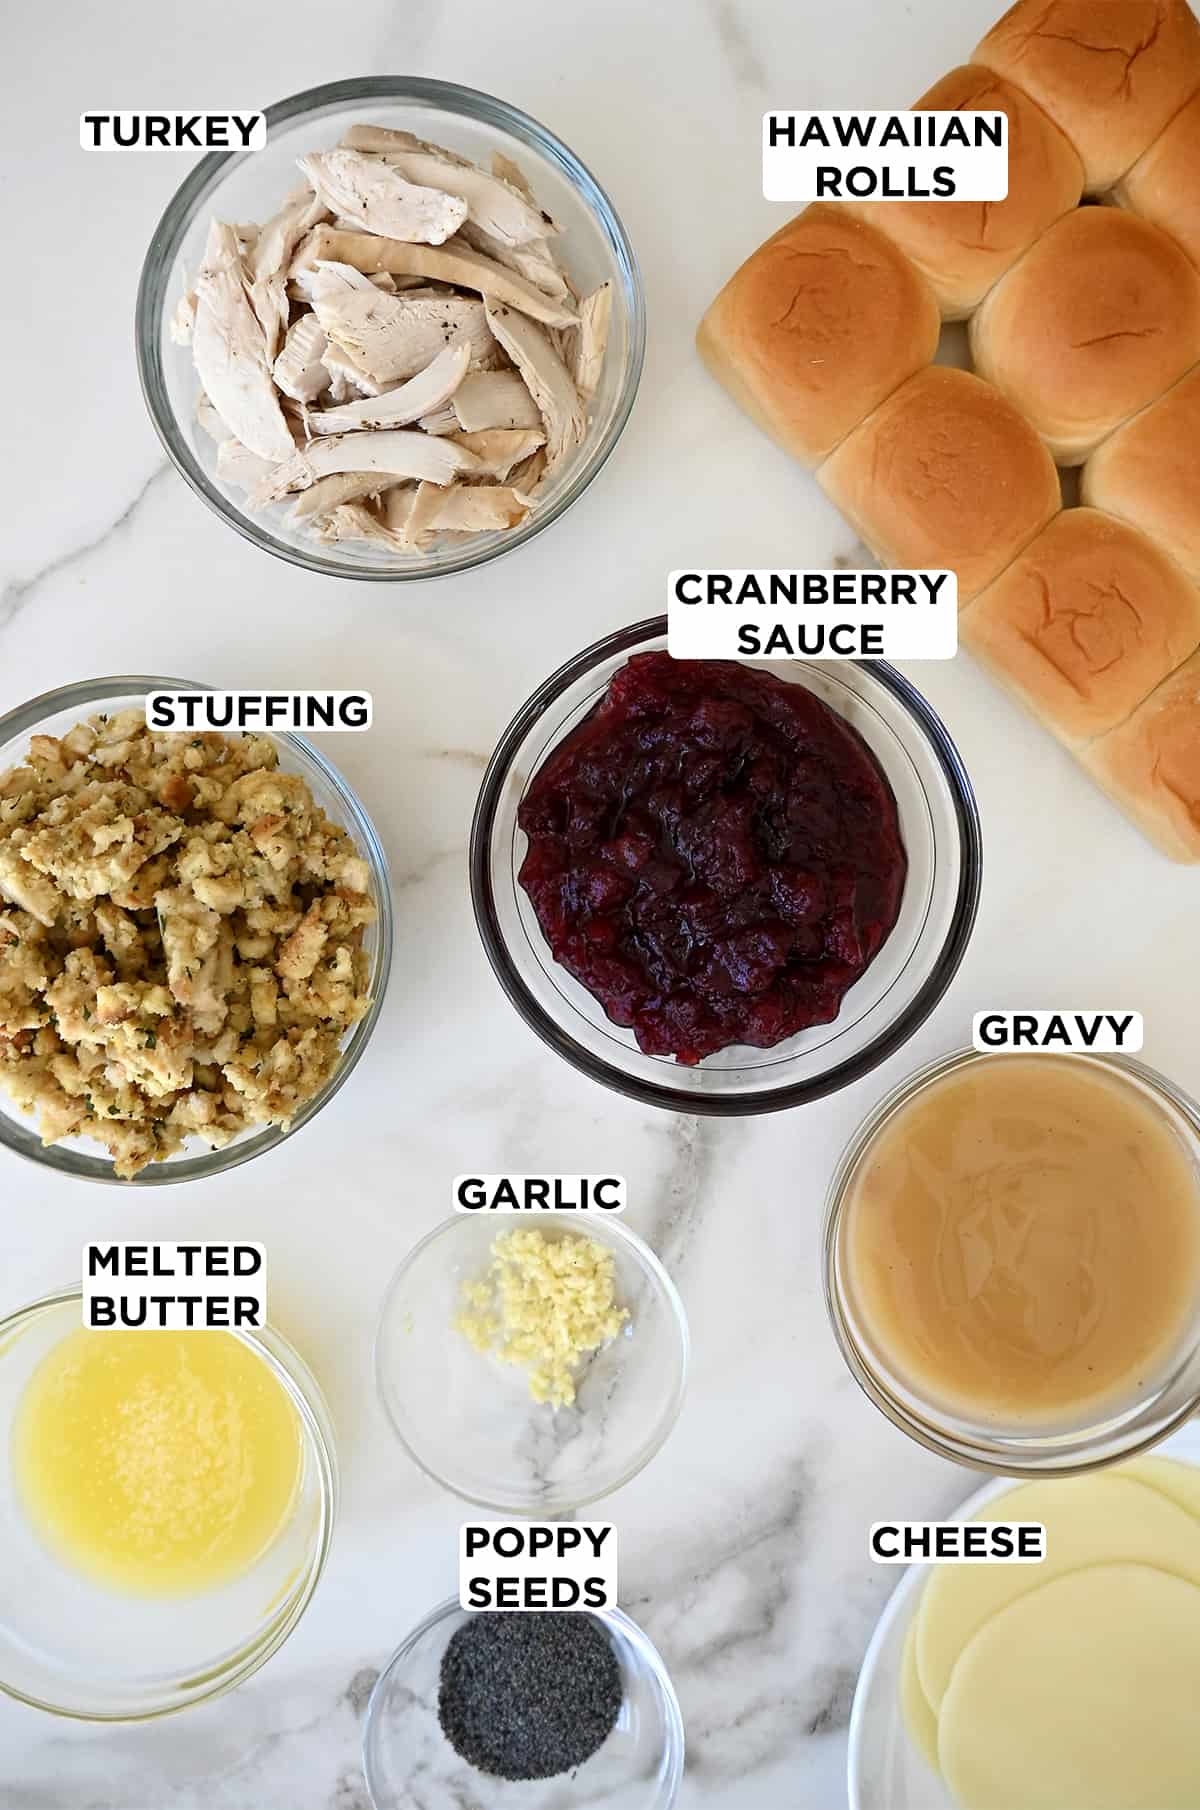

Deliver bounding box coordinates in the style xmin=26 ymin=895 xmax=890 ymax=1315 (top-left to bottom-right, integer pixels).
xmin=848 ymin=66 xmax=1084 ymax=318
xmin=974 ymin=0 xmax=1200 ymax=193
xmin=1083 ymin=651 xmax=1200 ymax=859
xmin=1083 ymin=367 xmax=1200 ymax=581
xmin=1115 ymin=90 xmax=1200 ymax=269
xmin=962 ymin=508 xmax=1200 ymax=746
xmin=969 ymin=206 xmax=1200 ymax=462
xmin=696 ymin=205 xmax=940 ymax=468
xmin=816 ymin=367 xmax=1061 ymax=602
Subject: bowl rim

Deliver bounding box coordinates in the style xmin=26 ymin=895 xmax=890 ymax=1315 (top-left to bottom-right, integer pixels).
xmin=0 ymin=675 xmax=394 ymax=1186
xmin=846 ymin=1415 xmax=1200 ymax=1810
xmin=373 ymin=1210 xmax=690 ymax=1513
xmin=0 ymin=1286 xmax=338 ymax=1721
xmin=469 ymin=615 xmax=984 ymax=1115
xmin=362 ymin=1594 xmax=686 ymax=1810
xmin=134 ymin=75 xmax=647 ymax=584
xmin=823 ymin=1045 xmax=1200 ymax=1476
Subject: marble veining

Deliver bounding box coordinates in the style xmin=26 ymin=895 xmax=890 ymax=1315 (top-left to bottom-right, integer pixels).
xmin=0 ymin=463 xmax=171 ymax=637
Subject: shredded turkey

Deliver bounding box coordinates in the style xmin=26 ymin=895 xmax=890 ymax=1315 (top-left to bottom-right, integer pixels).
xmin=457 ymin=219 xmax=572 ymax=302
xmin=450 ymin=427 xmax=546 ymax=480
xmin=171 ymin=288 xmax=197 ymax=345
xmin=311 ymin=501 xmax=411 ymax=550
xmin=568 ymin=282 xmax=612 ymax=399
xmin=250 ymin=428 xmax=480 ymax=506
xmin=452 ymin=369 xmax=543 ymax=432
xmin=192 ymin=222 xmax=295 ymax=462
xmin=298 ymin=149 xmax=467 ymax=245
xmin=272 ymin=312 xmax=329 ymax=402
xmin=482 ymin=300 xmax=585 ymax=470
xmin=174 ymin=120 xmax=611 ymax=559
xmin=432 ymin=486 xmax=528 ymax=533
xmin=288 ymin=470 xmax=404 ymax=521
xmin=310 ymin=272 xmax=496 ymax=384
xmin=340 ymin=125 xmax=559 ymax=246
xmin=307 ymin=342 xmax=470 ymax=434
xmin=247 ymin=187 xmax=328 ymax=360
xmin=418 ymin=402 xmax=460 ymax=435
xmin=216 ymin=439 xmax=277 ymax=490
xmin=291 ymin=228 xmax=578 ymax=328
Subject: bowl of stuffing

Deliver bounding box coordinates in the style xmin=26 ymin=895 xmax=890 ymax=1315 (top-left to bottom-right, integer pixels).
xmin=136 ymin=78 xmax=645 ymax=580
xmin=0 ymin=678 xmax=392 ymax=1183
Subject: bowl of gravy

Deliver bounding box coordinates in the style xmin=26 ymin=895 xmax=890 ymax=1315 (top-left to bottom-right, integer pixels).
xmin=824 ymin=1049 xmax=1200 ymax=1474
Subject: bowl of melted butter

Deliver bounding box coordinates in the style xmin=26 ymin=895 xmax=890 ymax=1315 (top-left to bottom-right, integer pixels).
xmin=0 ymin=1291 xmax=336 ymax=1719
xmin=824 ymin=1049 xmax=1200 ymax=1475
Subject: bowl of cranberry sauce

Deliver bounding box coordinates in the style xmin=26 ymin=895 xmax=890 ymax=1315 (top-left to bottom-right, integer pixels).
xmin=470 ymin=618 xmax=981 ymax=1115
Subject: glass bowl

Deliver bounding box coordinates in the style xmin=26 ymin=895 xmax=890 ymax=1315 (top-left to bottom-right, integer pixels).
xmin=374 ymin=1213 xmax=688 ymax=1514
xmin=470 ymin=617 xmax=982 ymax=1114
xmin=0 ymin=1289 xmax=337 ymax=1720
xmin=136 ymin=77 xmax=645 ymax=581
xmin=824 ymin=1047 xmax=1200 ymax=1476
xmin=363 ymin=1597 xmax=684 ymax=1810
xmin=0 ymin=676 xmax=392 ymax=1185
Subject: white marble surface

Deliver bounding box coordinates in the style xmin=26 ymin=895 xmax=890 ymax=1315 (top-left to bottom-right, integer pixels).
xmin=2 ymin=1 xmax=1197 ymax=1805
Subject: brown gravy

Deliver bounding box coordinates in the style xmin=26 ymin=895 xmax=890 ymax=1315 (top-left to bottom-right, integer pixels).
xmin=842 ymin=1058 xmax=1200 ymax=1429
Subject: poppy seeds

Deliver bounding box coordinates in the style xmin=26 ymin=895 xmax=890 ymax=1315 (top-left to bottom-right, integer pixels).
xmin=438 ymin=1612 xmax=623 ymax=1782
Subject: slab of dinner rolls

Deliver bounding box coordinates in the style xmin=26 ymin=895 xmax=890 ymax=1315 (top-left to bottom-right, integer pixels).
xmin=1115 ymin=89 xmax=1200 ymax=266
xmin=1083 ymin=365 xmax=1200 ymax=579
xmin=969 ymin=205 xmax=1200 ymax=462
xmin=974 ymin=0 xmax=1200 ymax=193
xmin=962 ymin=508 xmax=1200 ymax=746
xmin=937 ymin=1565 xmax=1200 ymax=1810
xmin=847 ymin=66 xmax=1083 ymax=318
xmin=695 ymin=205 xmax=940 ymax=468
xmin=1082 ymin=647 xmax=1200 ymax=858
xmin=816 ymin=367 xmax=1060 ymax=602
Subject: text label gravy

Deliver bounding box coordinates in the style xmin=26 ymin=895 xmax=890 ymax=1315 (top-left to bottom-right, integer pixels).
xmin=840 ymin=1058 xmax=1200 ymax=1429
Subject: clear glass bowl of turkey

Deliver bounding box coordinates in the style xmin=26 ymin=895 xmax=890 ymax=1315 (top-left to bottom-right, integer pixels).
xmin=136 ymin=78 xmax=645 ymax=581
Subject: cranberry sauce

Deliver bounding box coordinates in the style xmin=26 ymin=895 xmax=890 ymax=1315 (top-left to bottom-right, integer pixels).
xmin=517 ymin=654 xmax=907 ymax=1064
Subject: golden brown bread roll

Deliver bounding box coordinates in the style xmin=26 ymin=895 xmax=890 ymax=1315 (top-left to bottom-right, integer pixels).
xmin=962 ymin=507 xmax=1200 ymax=746
xmin=1082 ymin=648 xmax=1200 ymax=858
xmin=1114 ymin=88 xmax=1200 ymax=268
xmin=846 ymin=66 xmax=1084 ymax=318
xmin=817 ymin=367 xmax=1061 ymax=603
xmin=974 ymin=0 xmax=1200 ymax=193
xmin=1082 ymin=365 xmax=1200 ymax=579
xmin=968 ymin=206 xmax=1200 ymax=462
xmin=695 ymin=206 xmax=941 ymax=468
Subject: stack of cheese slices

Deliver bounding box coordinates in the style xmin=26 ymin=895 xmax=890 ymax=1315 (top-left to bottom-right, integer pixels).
xmin=904 ymin=1457 xmax=1200 ymax=1809
xmin=699 ymin=0 xmax=1200 ymax=862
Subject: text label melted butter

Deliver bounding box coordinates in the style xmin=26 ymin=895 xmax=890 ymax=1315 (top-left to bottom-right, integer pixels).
xmin=83 ymin=1241 xmax=266 ymax=1329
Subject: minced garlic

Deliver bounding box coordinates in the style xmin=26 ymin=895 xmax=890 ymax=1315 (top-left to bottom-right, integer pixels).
xmin=456 ymin=1228 xmax=628 ymax=1408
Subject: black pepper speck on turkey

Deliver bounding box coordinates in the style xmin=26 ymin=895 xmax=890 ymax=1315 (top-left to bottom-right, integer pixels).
xmin=517 ymin=653 xmax=907 ymax=1064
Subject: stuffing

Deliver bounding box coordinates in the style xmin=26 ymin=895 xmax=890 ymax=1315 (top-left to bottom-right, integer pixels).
xmin=0 ymin=712 xmax=376 ymax=1176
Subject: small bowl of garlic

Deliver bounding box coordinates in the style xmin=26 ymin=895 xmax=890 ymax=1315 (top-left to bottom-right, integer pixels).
xmin=137 ymin=78 xmax=645 ymax=581
xmin=374 ymin=1212 xmax=688 ymax=1513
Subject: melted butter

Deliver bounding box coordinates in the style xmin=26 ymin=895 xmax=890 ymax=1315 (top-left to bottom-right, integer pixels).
xmin=843 ymin=1058 xmax=1200 ymax=1428
xmin=14 ymin=1329 xmax=303 ymax=1596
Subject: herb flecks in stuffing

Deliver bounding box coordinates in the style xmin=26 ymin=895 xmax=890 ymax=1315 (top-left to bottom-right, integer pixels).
xmin=0 ymin=712 xmax=375 ymax=1177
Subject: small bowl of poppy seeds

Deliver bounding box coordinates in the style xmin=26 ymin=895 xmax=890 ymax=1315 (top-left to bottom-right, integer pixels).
xmin=362 ymin=1598 xmax=684 ymax=1808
